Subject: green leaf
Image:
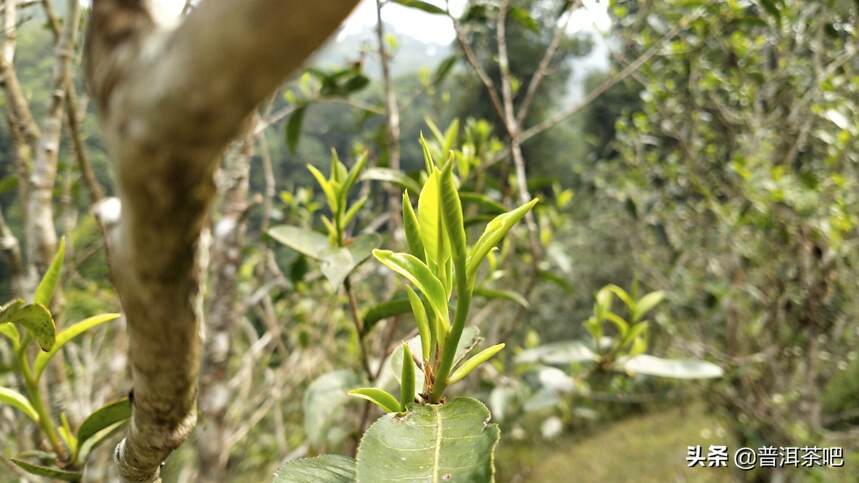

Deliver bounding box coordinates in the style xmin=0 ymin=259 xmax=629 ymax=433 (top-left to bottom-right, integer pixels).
xmin=620 ymin=355 xmax=724 ymax=380
xmin=76 ymin=398 xmax=131 ymax=456
xmin=274 ymin=455 xmax=355 ymax=483
xmin=320 ymin=233 xmax=381 ymax=290
xmin=622 ymin=322 xmax=649 ymax=352
xmin=11 ymin=459 xmax=81 ymax=481
xmin=76 ymin=420 xmax=129 ymax=465
xmin=342 ymin=195 xmax=368 ymax=228
xmin=459 ymin=192 xmax=506 ymax=215
xmin=0 ymin=322 xmax=20 ymax=347
xmin=433 ymin=55 xmax=457 ymax=85
xmin=467 ymin=198 xmax=539 ymax=281
xmin=603 ymin=284 xmax=633 ymax=309
xmin=389 ymin=327 xmax=480 ymax=392
xmin=509 ymin=6 xmax=539 ymax=31
xmin=400 ymin=344 xmax=416 ymax=409
xmin=269 ymin=225 xmax=329 ymax=260
xmin=348 ymin=387 xmax=402 ymax=414
xmin=405 ymin=287 xmax=432 ymax=361
xmin=307 ymin=164 xmax=339 ymax=213
xmin=362 ymin=296 xmax=412 ymax=335
xmin=633 ymin=291 xmax=665 ymax=322
xmin=34 ymin=237 xmax=65 ymax=307
xmin=304 ymin=370 xmax=364 ymax=448
xmin=34 ymin=313 xmax=120 ymax=380
xmin=603 ymin=311 xmax=630 ymax=337
xmin=373 ymin=250 xmax=450 ymax=334
xmin=391 ymin=0 xmax=446 ymax=15
xmin=402 ymin=192 xmax=425 ymax=260
xmin=417 ymin=168 xmax=450 ymax=270
xmin=439 ymin=162 xmax=467 ymax=287
xmin=757 ymin=0 xmax=781 ymax=22
xmin=343 ymin=73 xmax=370 ymax=94
xmin=286 ymin=105 xmax=307 ymax=154
xmin=474 ymin=286 xmax=529 ymax=308
xmin=515 ymin=341 xmax=597 ymax=365
xmin=59 ymin=413 xmax=77 ymax=456
xmin=361 ymin=167 xmax=421 ymax=195
xmin=341 ymin=152 xmax=368 ymax=202
xmin=10 ymin=303 xmax=55 ymax=351
xmin=0 ymin=386 xmax=39 ymax=422
xmin=355 ymin=397 xmax=499 ymax=482
xmin=448 ymin=343 xmax=505 ymax=384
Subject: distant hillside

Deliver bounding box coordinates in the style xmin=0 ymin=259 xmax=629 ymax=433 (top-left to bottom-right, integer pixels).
xmin=311 ymin=23 xmax=452 ymax=79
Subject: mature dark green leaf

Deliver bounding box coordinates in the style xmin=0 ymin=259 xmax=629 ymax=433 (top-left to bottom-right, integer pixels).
xmin=34 ymin=237 xmax=65 ymax=307
xmin=304 ymin=370 xmax=364 ymax=448
xmin=11 ymin=459 xmax=81 ymax=481
xmin=433 ymin=55 xmax=458 ymax=85
xmin=9 ymin=303 xmax=55 ymax=351
xmin=34 ymin=313 xmax=120 ymax=380
xmin=474 ymin=286 xmax=529 ymax=308
xmin=76 ymin=399 xmax=131 ymax=453
xmin=320 ymin=233 xmax=381 ymax=290
xmin=362 ymin=296 xmax=411 ymax=335
xmin=515 ymin=340 xmax=597 ymax=366
xmin=269 ymin=225 xmax=329 ymax=260
xmin=286 ymin=105 xmax=308 ymax=154
xmin=274 ymin=455 xmax=355 ymax=483
xmin=355 ymin=397 xmax=499 ymax=482
xmin=360 ymin=167 xmax=421 ymax=194
xmin=757 ymin=0 xmax=781 ymax=22
xmin=343 ymin=74 xmax=370 ymax=94
xmin=459 ymin=192 xmax=506 ymax=215
xmin=76 ymin=420 xmax=129 ymax=464
xmin=620 ymin=355 xmax=724 ymax=379
xmin=391 ymin=0 xmax=446 ymax=15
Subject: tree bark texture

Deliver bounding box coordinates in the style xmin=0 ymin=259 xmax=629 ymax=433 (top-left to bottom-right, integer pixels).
xmin=197 ymin=135 xmax=252 ymax=483
xmin=84 ymin=1 xmax=360 ymax=481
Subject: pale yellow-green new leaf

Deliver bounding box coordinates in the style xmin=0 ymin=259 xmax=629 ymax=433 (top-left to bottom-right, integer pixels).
xmin=0 ymin=386 xmax=39 ymax=422
xmin=467 ymin=198 xmax=539 ymax=282
xmin=448 ymin=343 xmax=505 ymax=384
xmin=417 ymin=168 xmax=450 ymax=271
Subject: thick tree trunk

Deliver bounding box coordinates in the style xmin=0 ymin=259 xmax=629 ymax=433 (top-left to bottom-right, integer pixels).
xmin=84 ymin=1 xmax=359 ymax=481
xmin=197 ymin=135 xmax=252 ymax=483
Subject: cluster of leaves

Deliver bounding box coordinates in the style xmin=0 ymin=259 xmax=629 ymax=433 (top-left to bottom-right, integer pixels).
xmin=274 ymin=133 xmax=537 ymax=482
xmin=0 ymin=239 xmax=127 ymax=481
xmin=352 ymin=136 xmax=537 ymax=408
xmin=269 ymin=150 xmax=380 ymax=291
xmin=489 ymin=284 xmax=723 ymax=439
xmin=603 ymin=0 xmax=859 ymax=451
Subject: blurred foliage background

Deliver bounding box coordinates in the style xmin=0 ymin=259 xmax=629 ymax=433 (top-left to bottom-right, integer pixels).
xmin=1 ymin=0 xmax=857 ymax=481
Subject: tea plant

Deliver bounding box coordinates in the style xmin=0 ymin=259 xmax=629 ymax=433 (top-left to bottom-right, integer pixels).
xmin=0 ymin=238 xmax=127 ymax=481
xmin=492 ymin=284 xmax=724 ymax=437
xmin=273 ymin=136 xmax=537 ymax=482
